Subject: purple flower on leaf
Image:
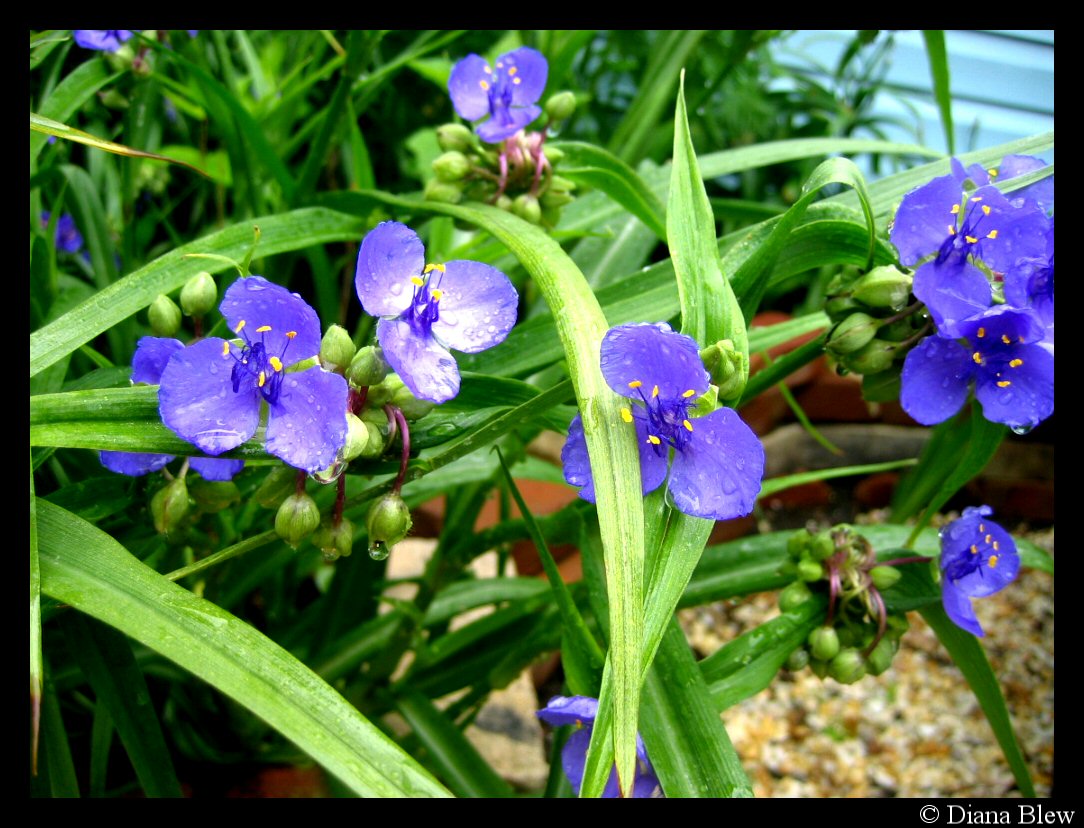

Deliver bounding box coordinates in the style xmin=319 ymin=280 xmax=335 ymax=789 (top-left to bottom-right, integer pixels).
xmin=355 ymin=221 xmax=518 ymax=404
xmin=536 ymin=695 xmax=663 ymax=798
xmin=100 ymin=337 xmax=243 ymax=480
xmin=41 ymin=212 xmax=84 ymax=255
xmin=939 ymin=506 xmax=1019 ymax=637
xmin=448 ymin=47 xmax=547 ymax=143
xmin=900 ymin=305 xmax=1053 ymax=431
xmin=562 ymin=323 xmax=764 ymax=521
xmin=73 ymin=30 xmax=134 ymax=52
xmin=159 ymin=277 xmax=348 ymax=473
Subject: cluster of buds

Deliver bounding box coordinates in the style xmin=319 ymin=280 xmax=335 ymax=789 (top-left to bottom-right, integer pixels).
xmin=427 ymin=91 xmax=577 ymax=228
xmin=823 ymin=265 xmax=927 ymax=402
xmin=778 ymin=525 xmax=910 ymax=684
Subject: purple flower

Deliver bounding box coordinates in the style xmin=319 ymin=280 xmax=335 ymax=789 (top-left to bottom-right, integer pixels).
xmin=562 ymin=323 xmax=764 ymax=521
xmin=100 ymin=337 xmax=244 ymax=480
xmin=900 ymin=304 xmax=1053 ymax=431
xmin=536 ymin=695 xmax=663 ymax=798
xmin=939 ymin=506 xmax=1020 ymax=637
xmin=159 ymin=277 xmax=348 ymax=473
xmin=41 ymin=212 xmax=84 ymax=255
xmin=959 ymin=155 xmax=1054 ymax=212
xmin=1005 ymin=217 xmax=1054 ymax=331
xmin=448 ymin=47 xmax=547 ymax=143
xmin=355 ymin=221 xmax=518 ymax=403
xmin=73 ymin=30 xmax=134 ymax=52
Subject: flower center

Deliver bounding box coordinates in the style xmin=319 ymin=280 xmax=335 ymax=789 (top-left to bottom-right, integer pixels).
xmin=479 ymin=59 xmax=524 ymax=126
xmin=227 ymin=320 xmax=297 ymax=406
xmin=968 ymin=325 xmax=1027 ymax=389
xmin=936 ymin=195 xmax=1001 ymax=266
xmin=621 ymin=380 xmax=698 ymax=457
xmin=406 ymin=263 xmax=446 ymax=330
xmin=943 ymin=521 xmax=1003 ymax=583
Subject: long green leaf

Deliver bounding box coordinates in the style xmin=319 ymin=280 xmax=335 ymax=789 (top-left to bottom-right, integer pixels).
xmin=30 ymin=451 xmax=42 ymax=776
xmin=922 ymin=31 xmax=954 ymax=156
xmin=30 ymin=58 xmax=118 ymax=166
xmin=36 ymin=499 xmax=450 ymax=797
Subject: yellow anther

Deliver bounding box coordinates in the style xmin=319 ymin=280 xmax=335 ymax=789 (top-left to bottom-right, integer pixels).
xmin=270 ymin=356 xmax=283 ymax=372
xmin=970 ymin=544 xmax=979 ymax=555
xmin=286 ymin=331 xmax=297 ymax=339
xmin=236 ymin=319 xmax=247 ymax=333
xmin=971 ymin=196 xmax=983 ymax=203
xmin=1009 ymin=358 xmax=1023 ymax=368
xmin=513 ymin=77 xmax=521 ymax=85
xmin=683 ymin=419 xmax=694 ymax=432
xmin=647 ymin=435 xmax=661 ymax=445
xmin=988 ymin=167 xmax=999 ymax=177
xmin=480 ymin=79 xmax=490 ymax=91
xmin=993 ymin=540 xmax=1000 ymax=551
xmin=977 ymin=327 xmax=986 ymax=338
xmin=947 ymin=225 xmax=957 ymax=235
xmin=424 ymin=262 xmax=446 ymax=274
xmin=222 ymin=341 xmax=231 ymax=356
xmin=620 ymin=407 xmax=633 ymax=423
xmin=989 ymin=555 xmax=999 ymax=568
xmin=651 ymin=385 xmax=659 ymax=398
xmin=979 ymin=524 xmax=985 ymax=532
xmin=1002 ymin=334 xmax=1012 ymax=345
xmin=997 ymin=380 xmax=1011 ymax=388
xmin=951 ymin=204 xmax=960 ymax=214
xmin=508 ymin=66 xmax=517 ymax=76
xmin=483 ymin=64 xmax=492 ymax=74
xmin=965 ymin=235 xmax=979 ymax=244
xmin=972 ymin=352 xmax=983 ymax=365
xmin=628 ymin=380 xmax=643 ymax=389
xmin=258 ymin=371 xmax=267 ymax=388
xmin=496 ymin=61 xmax=504 ymax=68
xmin=987 ymin=230 xmax=999 ymax=240
xmin=985 ymin=534 xmax=992 ymax=544
xmin=982 ymin=205 xmax=991 ymax=216
xmin=256 ymin=325 xmax=272 ymax=333
xmin=431 ymin=289 xmax=443 ymax=301
xmin=411 ymin=276 xmax=425 ymax=286
xmin=1018 ymin=335 xmax=1025 ymax=343
xmin=682 ymin=389 xmax=696 ymax=398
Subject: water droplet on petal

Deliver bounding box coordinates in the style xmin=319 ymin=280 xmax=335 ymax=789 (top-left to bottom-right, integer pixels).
xmin=1011 ymin=424 xmax=1033 ymax=435
xmin=390 ymin=283 xmax=403 ymax=296
xmin=368 ymin=541 xmax=389 ymax=561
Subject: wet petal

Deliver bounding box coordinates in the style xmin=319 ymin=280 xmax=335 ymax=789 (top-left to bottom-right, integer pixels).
xmin=942 ymin=582 xmax=985 ymax=637
xmin=890 ymin=172 xmax=963 ymax=265
xmin=600 ymin=323 xmax=709 ymax=401
xmin=501 ymin=47 xmax=548 ymax=108
xmin=159 ymin=337 xmax=261 ymax=455
xmin=266 ymin=368 xmax=349 ymax=473
xmin=355 ymin=221 xmax=426 ymax=319
xmin=131 ymin=337 xmax=185 ymax=384
xmin=220 ymin=276 xmax=322 ymax=366
xmin=475 ymin=105 xmax=541 ymax=143
xmin=667 ymin=407 xmax=764 ymax=520
xmin=429 ymin=260 xmax=518 ymax=353
xmin=377 ymin=318 xmax=461 ymax=403
xmin=99 ymin=451 xmax=174 ymax=476
xmin=966 ymin=185 xmax=1050 ymax=275
xmin=900 ymin=335 xmax=973 ymax=426
xmin=447 ymin=53 xmax=493 ymax=121
xmin=974 ymin=342 xmax=1053 ymax=430
xmin=536 ymin=694 xmax=598 ymax=728
xmin=561 ymin=413 xmax=667 ymax=504
xmin=190 ymin=457 xmax=244 ymax=481
xmin=912 ymin=259 xmax=991 ymax=337
xmin=997 ymin=154 xmax=1054 ymax=211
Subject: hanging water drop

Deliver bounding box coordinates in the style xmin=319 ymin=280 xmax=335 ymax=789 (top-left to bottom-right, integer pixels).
xmin=368 ymin=540 xmax=390 ymax=561
xmin=1011 ymin=424 xmax=1033 ymax=435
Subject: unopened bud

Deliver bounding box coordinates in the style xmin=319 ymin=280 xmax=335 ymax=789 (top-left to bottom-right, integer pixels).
xmin=541 ymin=188 xmax=574 ymax=208
xmin=852 ymin=265 xmax=913 ymax=310
xmin=366 ymin=493 xmax=413 ymax=559
xmin=778 ymin=580 xmax=813 ymax=612
xmin=433 ymin=151 xmax=471 ymax=182
xmin=865 ymin=636 xmax=896 ymax=676
xmin=320 ymin=324 xmax=356 ymax=374
xmin=180 ymin=272 xmax=217 ymax=317
xmin=809 ymin=533 xmax=836 ymax=562
xmin=869 ymin=565 xmax=901 ymax=591
xmin=151 ymin=477 xmax=191 ymax=538
xmin=341 ymin=413 xmax=371 ymax=462
xmin=797 ymin=558 xmax=824 ymax=582
xmin=809 ymin=658 xmax=830 ymax=679
xmin=513 ymin=194 xmax=542 ymax=224
xmin=699 ymin=339 xmax=745 ymax=401
xmin=275 ymin=492 xmax=321 ymax=549
xmin=808 ymin=626 xmax=841 ymax=662
xmin=436 ymin=123 xmax=474 ymax=153
xmin=148 ymin=294 xmax=182 ymax=337
xmin=827 ymin=312 xmax=880 ymax=356
xmin=347 ymin=346 xmax=390 ymax=388
xmin=424 ymin=178 xmax=463 ymax=204
xmin=255 ymin=466 xmax=297 ymax=509
xmin=544 ymin=91 xmax=577 ymax=121
xmin=842 ymin=338 xmax=898 ymax=375
xmin=828 ymin=647 xmax=867 ymax=684
xmin=312 ymin=516 xmax=355 ymax=561
xmin=187 ymin=479 xmax=240 ymax=513
xmin=786 ymin=648 xmax=810 ymax=672
xmin=825 ymin=295 xmax=862 ymax=322
xmin=544 ymin=146 xmax=565 ymax=164
xmin=787 ymin=528 xmax=813 ymax=558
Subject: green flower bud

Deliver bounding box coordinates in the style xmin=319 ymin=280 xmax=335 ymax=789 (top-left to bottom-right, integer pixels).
xmin=275 ymin=491 xmax=321 ymax=549
xmin=865 ymin=636 xmax=896 ymax=676
xmin=312 ymin=516 xmax=355 ymax=561
xmin=861 ymin=369 xmax=901 ymax=403
xmin=699 ymin=339 xmax=746 ymax=401
xmin=544 ymin=146 xmax=564 ymax=164
xmin=878 ymin=317 xmax=919 ymax=343
xmin=841 ymin=338 xmax=898 ymax=375
xmin=340 ymin=413 xmax=370 ymax=462
xmin=808 ymin=626 xmax=841 ymax=662
xmin=436 ymin=123 xmax=474 ymax=153
xmin=851 ymin=265 xmax=913 ymax=310
xmin=547 ymin=175 xmax=575 ymax=194
xmin=827 ymin=312 xmax=880 ymax=356
xmin=255 ymin=466 xmax=297 ymax=509
xmin=540 ymin=205 xmax=563 ymax=228
xmin=346 ymin=346 xmax=390 ymax=388
xmin=787 ymin=528 xmax=813 ymax=558
xmin=886 ymin=613 xmax=910 ymax=639
xmin=808 ymin=658 xmax=829 ymax=679
xmin=424 ymin=178 xmax=464 ymax=204
xmin=828 ymin=647 xmax=867 ymax=684
xmin=187 ymin=479 xmax=240 ymax=513
xmin=148 ymin=294 xmax=182 ymax=338
xmin=495 ymin=194 xmax=514 ymax=211
xmin=151 ymin=477 xmax=191 ymax=538
xmin=320 ymin=324 xmax=356 ymax=374
xmin=786 ymin=647 xmax=810 ymax=672
xmin=778 ymin=580 xmax=813 ymax=612
xmin=433 ymin=151 xmax=472 ymax=183
xmin=869 ymin=565 xmax=901 ymax=591
xmin=544 ymin=90 xmax=577 ymax=121
xmin=390 ymin=382 xmax=436 ymax=421
xmin=180 ymin=272 xmax=217 ymax=318
xmin=366 ymin=493 xmax=413 ymax=560
xmin=540 ymin=188 xmax=574 ymax=208
xmin=809 ymin=532 xmax=836 ymax=562
xmin=513 ymin=194 xmax=542 ymax=225
xmin=797 ymin=557 xmax=824 ymax=582
xmin=825 ymin=296 xmax=862 ymax=322
xmin=98 ymin=88 xmax=131 ymax=109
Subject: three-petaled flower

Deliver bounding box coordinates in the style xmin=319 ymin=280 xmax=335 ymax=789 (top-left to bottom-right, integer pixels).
xmin=938 ymin=505 xmax=1020 ymax=637
xmin=41 ymin=212 xmax=84 ymax=255
xmin=159 ymin=276 xmax=348 ymax=473
xmin=536 ymin=695 xmax=662 ymax=798
xmin=562 ymin=323 xmax=764 ymax=521
xmin=73 ymin=30 xmax=134 ymax=52
xmin=448 ymin=47 xmax=548 ymax=143
xmin=355 ymin=221 xmax=518 ymax=404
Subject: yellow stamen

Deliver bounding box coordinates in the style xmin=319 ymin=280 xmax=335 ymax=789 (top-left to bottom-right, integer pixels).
xmin=682 ymin=389 xmax=696 ymax=398
xmin=972 ymin=352 xmax=983 ymax=365
xmin=997 ymin=380 xmax=1011 ymax=388
xmin=431 ymin=289 xmax=443 ymax=301
xmin=628 ymin=380 xmax=642 ymax=389
xmin=947 ymin=225 xmax=957 ymax=236
xmin=483 ymin=65 xmax=492 ymax=74
xmin=971 ymin=196 xmax=983 ymax=203
xmin=222 ymin=341 xmax=231 ymax=356
xmin=989 ymin=555 xmax=999 ymax=568
xmin=988 ymin=168 xmax=998 ymax=177
xmin=987 ymin=230 xmax=999 ymax=240
xmin=270 ymin=356 xmax=283 ymax=372
xmin=651 ymin=385 xmax=659 ymax=398
xmin=256 ymin=325 xmax=272 ymax=333
xmin=683 ymin=419 xmax=693 ymax=432
xmin=993 ymin=540 xmax=1000 ymax=551
xmin=951 ymin=204 xmax=960 ymax=215
xmin=424 ymin=262 xmax=446 ymax=274
xmin=496 ymin=61 xmax=504 ymax=68
xmin=479 ymin=79 xmax=490 ymax=91
xmin=258 ymin=371 xmax=267 ymax=388
xmin=970 ymin=544 xmax=979 ymax=555
xmin=513 ymin=77 xmax=521 ymax=85
xmin=286 ymin=331 xmax=297 ymax=339
xmin=647 ymin=435 xmax=661 ymax=445
xmin=979 ymin=524 xmax=985 ymax=532
xmin=981 ymin=205 xmax=991 ymax=216
xmin=1002 ymin=334 xmax=1012 ymax=345
xmin=411 ymin=276 xmax=425 ymax=286
xmin=985 ymin=534 xmax=992 ymax=544
xmin=965 ymin=235 xmax=979 ymax=244
xmin=1009 ymin=358 xmax=1023 ymax=368
xmin=977 ymin=327 xmax=986 ymax=338
xmin=508 ymin=66 xmax=517 ymax=76
xmin=236 ymin=320 xmax=247 ymax=333
xmin=620 ymin=407 xmax=633 ymax=423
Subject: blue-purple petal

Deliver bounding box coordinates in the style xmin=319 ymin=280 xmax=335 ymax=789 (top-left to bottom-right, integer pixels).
xmin=356 ymin=221 xmax=426 ymax=319
xmin=900 ymin=335 xmax=974 ymax=426
xmin=447 ymin=54 xmax=494 ymax=121
xmin=500 ymin=47 xmax=548 ymax=107
xmin=219 ymin=276 xmax=322 ymax=366
xmin=265 ymin=368 xmax=349 ymax=473
xmin=100 ymin=451 xmax=174 ymax=476
xmin=131 ymin=337 xmax=185 ymax=384
xmin=74 ymin=30 xmax=133 ymax=52
xmin=891 ymin=173 xmax=964 ymax=265
xmin=912 ymin=259 xmax=991 ymax=337
xmin=966 ymin=186 xmax=1050 ymax=275
xmin=600 ymin=323 xmax=710 ymax=401
xmin=562 ymin=413 xmax=668 ymax=504
xmin=997 ymin=155 xmax=1054 ymax=211
xmin=536 ymin=694 xmax=598 ymax=727
xmin=159 ymin=337 xmax=261 ymax=455
xmin=377 ymin=318 xmax=461 ymax=403
xmin=942 ymin=582 xmax=985 ymax=637
xmin=476 ymin=107 xmax=542 ymax=143
xmin=190 ymin=457 xmax=245 ymax=481
xmin=973 ymin=342 xmax=1053 ymax=430
xmin=429 ymin=260 xmax=518 ymax=353
xmin=667 ymin=407 xmax=764 ymax=520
